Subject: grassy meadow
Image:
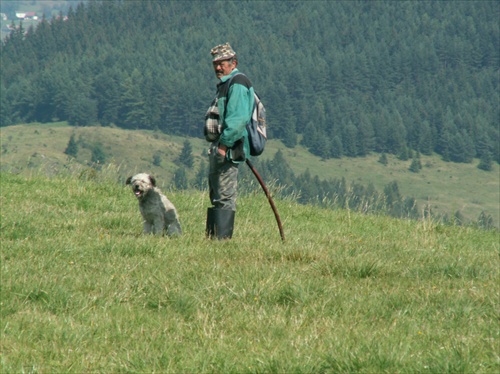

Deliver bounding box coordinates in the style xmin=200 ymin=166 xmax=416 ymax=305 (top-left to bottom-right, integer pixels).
xmin=1 ymin=123 xmax=499 ymax=228
xmin=1 ymin=167 xmax=499 ymax=373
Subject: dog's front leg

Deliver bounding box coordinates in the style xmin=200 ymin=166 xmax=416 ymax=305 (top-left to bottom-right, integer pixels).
xmin=143 ymin=221 xmax=153 ymax=234
xmin=152 ymin=218 xmax=165 ymax=235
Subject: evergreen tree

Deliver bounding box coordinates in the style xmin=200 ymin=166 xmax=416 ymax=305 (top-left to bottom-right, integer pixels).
xmin=0 ymin=83 xmax=12 ymax=127
xmin=316 ymin=131 xmax=331 ymax=159
xmin=277 ymin=100 xmax=298 ymax=148
xmin=268 ymin=149 xmax=295 ymax=188
xmin=356 ymin=113 xmax=375 ymax=156
xmin=194 ymin=160 xmax=208 ymax=190
xmin=177 ymin=140 xmax=194 ymax=169
xmin=330 ymin=135 xmax=343 ymax=159
xmin=477 ymin=211 xmax=494 ymax=230
xmin=402 ymin=197 xmax=419 ymax=219
xmin=437 ymin=109 xmax=456 ymax=161
xmin=94 ymin=69 xmax=123 ymax=126
xmin=378 ymin=153 xmax=388 ymax=166
xmin=409 ymin=153 xmax=422 ymax=173
xmin=477 ymin=151 xmax=493 ymax=171
xmin=296 ymin=169 xmax=317 ymax=204
xmin=67 ymin=94 xmax=98 ymax=127
xmin=453 ymin=210 xmax=465 ymax=226
xmin=449 ymin=132 xmax=474 ymax=163
xmin=461 ymin=130 xmax=476 ymax=163
xmin=383 ymin=181 xmax=402 ymax=213
xmin=301 ymin=121 xmax=320 ymax=152
xmin=398 ymin=146 xmax=410 ymax=161
xmin=343 ymin=122 xmax=358 ymax=157
xmin=119 ymin=69 xmax=147 ymax=129
xmin=417 ymin=120 xmax=434 ymax=155
xmin=64 ymin=133 xmax=78 ymax=158
xmin=173 ymin=167 xmax=189 ymax=190
xmin=152 ymin=151 xmax=162 ymax=167
xmin=90 ymin=142 xmax=106 ymax=165
xmin=385 ymin=113 xmax=407 ymax=155
xmin=439 ymin=133 xmax=451 ymax=162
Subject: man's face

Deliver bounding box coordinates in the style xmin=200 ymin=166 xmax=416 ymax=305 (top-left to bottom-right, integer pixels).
xmin=213 ymin=59 xmax=235 ymax=79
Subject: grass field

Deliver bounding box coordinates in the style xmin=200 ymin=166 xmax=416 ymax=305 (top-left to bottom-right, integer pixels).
xmin=1 ymin=168 xmax=499 ymax=373
xmin=1 ymin=123 xmax=499 ymax=228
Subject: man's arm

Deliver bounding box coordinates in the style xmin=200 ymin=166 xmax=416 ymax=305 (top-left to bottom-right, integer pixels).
xmin=219 ymin=83 xmax=254 ymax=148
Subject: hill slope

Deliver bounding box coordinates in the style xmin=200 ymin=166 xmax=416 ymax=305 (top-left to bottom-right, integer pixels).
xmin=1 ymin=171 xmax=498 ymax=372
xmin=1 ymin=123 xmax=498 ymax=227
xmin=1 ymin=1 xmax=498 ymax=163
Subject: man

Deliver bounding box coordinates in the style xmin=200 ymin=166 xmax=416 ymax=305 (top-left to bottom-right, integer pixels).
xmin=204 ymin=42 xmax=255 ymax=239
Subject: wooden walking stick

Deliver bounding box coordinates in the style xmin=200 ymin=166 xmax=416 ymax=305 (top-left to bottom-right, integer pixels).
xmin=245 ymin=159 xmax=285 ymax=242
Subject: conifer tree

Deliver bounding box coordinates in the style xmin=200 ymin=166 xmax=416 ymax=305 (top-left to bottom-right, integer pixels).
xmin=384 ymin=181 xmax=402 ymax=208
xmin=409 ymin=156 xmax=422 ymax=173
xmin=177 ymin=140 xmax=194 ymax=169
xmin=0 ymin=83 xmax=12 ymax=127
xmin=64 ymin=134 xmax=78 ymax=158
xmin=343 ymin=122 xmax=358 ymax=157
xmin=194 ymin=160 xmax=208 ymax=190
xmin=453 ymin=210 xmax=465 ymax=226
xmin=90 ymin=142 xmax=106 ymax=165
xmin=477 ymin=211 xmax=494 ymax=230
xmin=331 ymin=136 xmax=343 ymax=159
xmin=173 ymin=167 xmax=188 ymax=190
xmin=477 ymin=151 xmax=493 ymax=171
xmin=378 ymin=153 xmax=388 ymax=166
xmin=152 ymin=151 xmax=162 ymax=167
xmin=119 ymin=69 xmax=147 ymax=129
xmin=398 ymin=146 xmax=409 ymax=161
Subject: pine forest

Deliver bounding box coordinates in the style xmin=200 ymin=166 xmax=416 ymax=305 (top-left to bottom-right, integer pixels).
xmin=1 ymin=0 xmax=499 ymax=167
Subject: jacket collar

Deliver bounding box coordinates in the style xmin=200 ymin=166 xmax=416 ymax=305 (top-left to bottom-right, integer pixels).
xmin=219 ymin=68 xmax=240 ymax=83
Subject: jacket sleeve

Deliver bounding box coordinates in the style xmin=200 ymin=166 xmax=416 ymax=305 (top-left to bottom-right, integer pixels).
xmin=219 ymin=83 xmax=254 ymax=147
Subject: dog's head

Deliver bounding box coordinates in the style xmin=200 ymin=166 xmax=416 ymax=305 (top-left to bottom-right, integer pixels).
xmin=125 ymin=173 xmax=157 ymax=200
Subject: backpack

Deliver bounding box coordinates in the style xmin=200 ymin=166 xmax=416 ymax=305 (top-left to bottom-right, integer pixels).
xmin=247 ymin=91 xmax=267 ymax=156
xmin=228 ymin=74 xmax=267 ymax=156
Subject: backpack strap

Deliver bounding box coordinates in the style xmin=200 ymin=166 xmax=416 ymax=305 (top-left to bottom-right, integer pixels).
xmin=227 ymin=72 xmax=252 ymax=90
xmin=223 ymin=73 xmax=252 ymax=112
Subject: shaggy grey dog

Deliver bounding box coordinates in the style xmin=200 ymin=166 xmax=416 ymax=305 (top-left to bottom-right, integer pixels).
xmin=126 ymin=173 xmax=182 ymax=236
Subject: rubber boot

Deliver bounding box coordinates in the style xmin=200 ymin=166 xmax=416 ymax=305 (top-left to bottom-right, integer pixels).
xmin=206 ymin=207 xmax=216 ymax=239
xmin=206 ymin=208 xmax=235 ymax=240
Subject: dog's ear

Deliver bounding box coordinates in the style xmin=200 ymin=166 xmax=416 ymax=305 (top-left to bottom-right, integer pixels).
xmin=125 ymin=176 xmax=132 ymax=185
xmin=149 ymin=175 xmax=156 ymax=187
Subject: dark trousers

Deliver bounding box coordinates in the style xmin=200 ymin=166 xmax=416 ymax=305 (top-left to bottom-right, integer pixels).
xmin=208 ymin=142 xmax=239 ymax=211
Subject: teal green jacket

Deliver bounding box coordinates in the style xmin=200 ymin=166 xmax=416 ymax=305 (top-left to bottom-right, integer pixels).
xmin=217 ymin=69 xmax=255 ymax=162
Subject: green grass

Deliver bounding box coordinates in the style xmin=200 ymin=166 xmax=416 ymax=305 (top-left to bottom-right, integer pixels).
xmin=1 ymin=123 xmax=498 ymax=228
xmin=1 ymin=168 xmax=499 ymax=373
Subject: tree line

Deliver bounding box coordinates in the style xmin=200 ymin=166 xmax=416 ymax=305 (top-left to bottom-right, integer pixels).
xmin=1 ymin=0 xmax=499 ymax=170
xmin=62 ymin=134 xmax=496 ymax=230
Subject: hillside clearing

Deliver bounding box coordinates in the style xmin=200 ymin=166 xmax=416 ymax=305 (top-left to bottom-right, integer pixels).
xmin=1 ymin=123 xmax=498 ymax=227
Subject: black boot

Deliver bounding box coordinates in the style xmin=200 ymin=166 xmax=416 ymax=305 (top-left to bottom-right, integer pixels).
xmin=206 ymin=207 xmax=216 ymax=239
xmin=206 ymin=208 xmax=235 ymax=239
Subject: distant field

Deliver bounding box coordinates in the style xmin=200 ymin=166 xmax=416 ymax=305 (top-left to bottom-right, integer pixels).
xmin=1 ymin=123 xmax=498 ymax=227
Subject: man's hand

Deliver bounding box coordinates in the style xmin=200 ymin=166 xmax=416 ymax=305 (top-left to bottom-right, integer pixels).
xmin=218 ymin=144 xmax=227 ymax=157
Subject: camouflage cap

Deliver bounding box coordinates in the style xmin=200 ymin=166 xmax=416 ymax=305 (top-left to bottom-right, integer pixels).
xmin=211 ymin=42 xmax=236 ymax=62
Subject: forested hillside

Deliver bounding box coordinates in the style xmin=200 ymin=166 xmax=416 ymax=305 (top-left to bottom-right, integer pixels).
xmin=1 ymin=0 xmax=499 ymax=166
